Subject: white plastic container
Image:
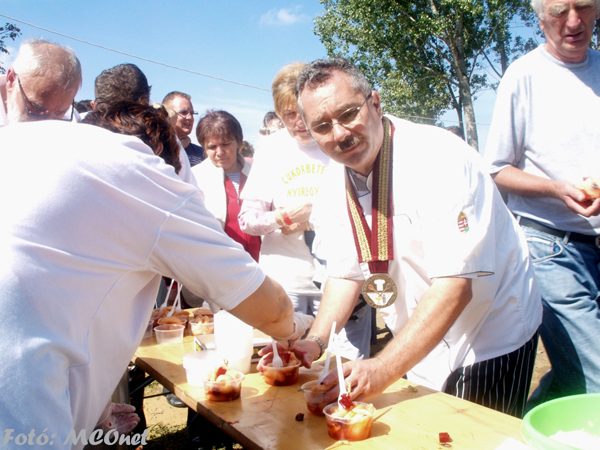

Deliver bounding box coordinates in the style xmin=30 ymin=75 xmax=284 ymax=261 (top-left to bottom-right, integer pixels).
xmin=143 ymin=319 xmax=153 ymax=340
xmin=183 ymin=350 xmax=219 ymax=387
xmin=154 ymin=324 xmax=184 ymax=345
xmin=214 ymin=310 xmax=253 ymax=374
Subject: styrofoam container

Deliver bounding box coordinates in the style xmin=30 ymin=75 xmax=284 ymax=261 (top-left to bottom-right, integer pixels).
xmin=183 ymin=350 xmax=219 ymax=386
xmin=154 ymin=324 xmax=184 ymax=345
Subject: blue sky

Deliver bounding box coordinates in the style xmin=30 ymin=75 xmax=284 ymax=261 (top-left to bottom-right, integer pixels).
xmin=0 ymin=1 xmax=542 ymax=149
xmin=0 ymin=1 xmax=329 ymax=146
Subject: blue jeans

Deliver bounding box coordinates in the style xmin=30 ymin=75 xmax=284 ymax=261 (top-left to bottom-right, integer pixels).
xmin=289 ymin=294 xmax=372 ymax=361
xmin=523 ymin=226 xmax=600 ymax=411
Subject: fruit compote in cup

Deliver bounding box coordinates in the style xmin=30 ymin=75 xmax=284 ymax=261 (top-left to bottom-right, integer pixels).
xmin=203 ymin=366 xmax=244 ymax=402
xmin=323 ymin=402 xmax=376 ymax=441
xmin=261 ymin=351 xmax=301 ymax=386
xmin=157 ymin=314 xmax=189 ymax=328
xmin=189 ymin=312 xmax=214 ymax=336
xmin=301 ymin=380 xmax=330 ymax=416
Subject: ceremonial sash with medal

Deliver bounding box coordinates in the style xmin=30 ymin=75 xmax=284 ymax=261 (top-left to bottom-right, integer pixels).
xmin=345 ymin=117 xmax=397 ymax=309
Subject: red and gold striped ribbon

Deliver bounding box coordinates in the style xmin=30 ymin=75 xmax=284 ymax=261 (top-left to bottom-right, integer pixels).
xmin=345 ymin=117 xmax=394 ymax=271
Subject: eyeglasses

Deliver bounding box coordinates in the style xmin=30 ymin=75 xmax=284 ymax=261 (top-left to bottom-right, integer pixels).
xmin=309 ymin=93 xmax=372 ymax=140
xmin=175 ymin=110 xmax=198 ymax=118
xmin=16 ymin=74 xmax=74 ymax=121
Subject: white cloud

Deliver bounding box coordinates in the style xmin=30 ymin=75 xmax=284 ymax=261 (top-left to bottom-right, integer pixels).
xmin=260 ymin=7 xmax=310 ymax=26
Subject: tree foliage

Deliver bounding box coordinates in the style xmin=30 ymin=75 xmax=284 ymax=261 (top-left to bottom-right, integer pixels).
xmin=314 ymin=0 xmax=537 ymax=150
xmin=0 ymin=23 xmax=22 ymax=75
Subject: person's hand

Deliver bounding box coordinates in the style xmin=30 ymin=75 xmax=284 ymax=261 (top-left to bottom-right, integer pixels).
xmin=285 ymin=201 xmax=312 ymax=223
xmin=280 ymin=222 xmax=305 ymax=235
xmin=272 ymin=312 xmax=314 ymax=349
xmin=556 ymin=181 xmax=600 ymax=217
xmin=257 ymin=339 xmax=316 ymax=370
xmin=320 ymin=357 xmax=395 ymax=404
xmin=257 ymin=341 xmax=311 ymax=371
xmin=96 ymin=402 xmax=140 ymax=435
xmin=290 ymin=338 xmax=321 ymax=367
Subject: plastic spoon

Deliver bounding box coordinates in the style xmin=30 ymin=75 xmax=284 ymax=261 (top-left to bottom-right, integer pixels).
xmin=167 ymin=283 xmax=183 ymax=317
xmin=157 ymin=279 xmax=174 ymax=310
xmin=174 ymin=283 xmax=183 ymax=312
xmin=271 ymin=339 xmax=283 ymax=367
xmin=334 ymin=334 xmax=346 ymax=406
xmin=317 ymin=321 xmax=337 ymax=384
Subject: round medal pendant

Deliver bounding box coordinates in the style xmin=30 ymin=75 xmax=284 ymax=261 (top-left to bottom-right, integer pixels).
xmin=362 ymin=273 xmax=397 ymax=308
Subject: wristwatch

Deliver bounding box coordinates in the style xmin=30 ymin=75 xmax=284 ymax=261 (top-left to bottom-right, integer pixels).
xmin=306 ymin=335 xmax=326 ymax=359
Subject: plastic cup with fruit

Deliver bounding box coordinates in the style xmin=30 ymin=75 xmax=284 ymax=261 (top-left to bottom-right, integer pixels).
xmin=203 ymin=361 xmax=244 ymax=402
xmin=323 ymin=399 xmax=376 ymax=441
xmin=301 ymin=380 xmax=331 ymax=416
xmin=188 ymin=311 xmax=214 ymax=336
xmin=261 ymin=350 xmax=301 ymax=386
xmin=157 ymin=313 xmax=189 ymax=329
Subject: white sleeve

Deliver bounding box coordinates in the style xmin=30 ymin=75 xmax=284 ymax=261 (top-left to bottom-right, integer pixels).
xmin=149 ymin=193 xmax=265 ymax=310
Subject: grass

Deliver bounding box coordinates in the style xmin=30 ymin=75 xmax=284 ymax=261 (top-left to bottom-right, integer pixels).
xmin=142 ymin=381 xmax=244 ymax=450
xmin=144 ymin=424 xmax=188 ymax=450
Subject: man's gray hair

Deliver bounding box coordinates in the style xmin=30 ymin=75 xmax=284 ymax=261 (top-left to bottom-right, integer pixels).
xmin=12 ymin=39 xmax=82 ymax=91
xmin=295 ymin=58 xmax=372 ymax=114
xmin=531 ymin=0 xmax=600 ymax=20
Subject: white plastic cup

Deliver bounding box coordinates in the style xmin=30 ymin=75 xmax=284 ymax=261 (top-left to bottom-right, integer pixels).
xmin=214 ymin=310 xmax=253 ymax=374
xmin=143 ymin=319 xmax=153 ymax=339
xmin=183 ymin=350 xmax=219 ymax=386
xmin=154 ymin=324 xmax=184 ymax=345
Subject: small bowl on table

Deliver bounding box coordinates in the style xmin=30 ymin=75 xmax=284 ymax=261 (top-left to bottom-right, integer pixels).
xmin=154 ymin=324 xmax=185 ymax=345
xmin=301 ymin=380 xmax=331 ymax=416
xmin=323 ymin=402 xmax=376 ymax=442
xmin=203 ymin=368 xmax=244 ymax=402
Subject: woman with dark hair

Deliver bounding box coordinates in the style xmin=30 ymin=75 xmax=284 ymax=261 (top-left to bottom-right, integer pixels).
xmin=192 ymin=110 xmax=261 ymax=261
xmin=82 ymin=101 xmax=182 ymax=174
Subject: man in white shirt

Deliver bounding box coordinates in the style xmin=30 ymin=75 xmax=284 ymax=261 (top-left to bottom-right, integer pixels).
xmin=293 ymin=57 xmax=542 ymax=418
xmin=484 ymin=0 xmax=600 ymax=410
xmin=0 ymin=121 xmax=311 ymax=449
xmin=0 ymin=38 xmax=81 ymax=126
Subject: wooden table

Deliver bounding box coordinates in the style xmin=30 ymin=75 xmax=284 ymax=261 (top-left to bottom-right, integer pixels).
xmin=134 ymin=334 xmax=527 ymax=450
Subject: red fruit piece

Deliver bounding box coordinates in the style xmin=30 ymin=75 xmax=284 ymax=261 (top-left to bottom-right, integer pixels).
xmin=339 ymin=393 xmax=354 ymax=410
xmin=439 ymin=432 xmax=452 ymax=443
xmin=216 ymin=366 xmax=227 ymax=377
xmin=295 ymin=413 xmax=304 ymax=421
xmin=281 ymin=351 xmax=291 ymax=365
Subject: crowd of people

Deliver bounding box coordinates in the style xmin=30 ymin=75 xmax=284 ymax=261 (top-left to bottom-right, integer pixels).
xmin=1 ymin=0 xmax=599 ymax=447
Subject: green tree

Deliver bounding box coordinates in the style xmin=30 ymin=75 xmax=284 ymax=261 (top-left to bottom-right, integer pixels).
xmin=0 ymin=23 xmax=21 ymax=74
xmin=314 ymin=0 xmax=537 ymax=150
